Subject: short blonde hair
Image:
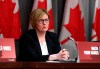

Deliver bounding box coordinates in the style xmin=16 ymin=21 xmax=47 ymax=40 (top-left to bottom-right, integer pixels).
xmin=30 ymin=9 xmax=50 ymax=29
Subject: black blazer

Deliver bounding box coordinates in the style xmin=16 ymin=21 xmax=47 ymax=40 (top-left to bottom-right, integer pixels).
xmin=17 ymin=29 xmax=61 ymax=61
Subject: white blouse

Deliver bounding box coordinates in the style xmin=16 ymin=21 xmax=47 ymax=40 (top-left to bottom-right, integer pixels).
xmin=40 ymin=42 xmax=49 ymax=55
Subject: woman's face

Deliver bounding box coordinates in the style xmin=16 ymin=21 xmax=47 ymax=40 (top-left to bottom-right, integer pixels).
xmin=36 ymin=14 xmax=49 ymax=32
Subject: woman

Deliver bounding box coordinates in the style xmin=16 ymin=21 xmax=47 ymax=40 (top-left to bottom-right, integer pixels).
xmin=17 ymin=9 xmax=69 ymax=61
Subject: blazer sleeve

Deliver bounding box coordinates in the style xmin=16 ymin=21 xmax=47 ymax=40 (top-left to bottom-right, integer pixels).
xmin=17 ymin=34 xmax=36 ymax=61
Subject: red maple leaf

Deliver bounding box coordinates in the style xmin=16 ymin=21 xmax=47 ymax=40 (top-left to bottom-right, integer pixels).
xmin=0 ymin=0 xmax=21 ymax=39
xmin=38 ymin=0 xmax=47 ymax=9
xmin=48 ymin=9 xmax=54 ymax=30
xmin=92 ymin=8 xmax=100 ymax=40
xmin=0 ymin=0 xmax=15 ymax=37
xmin=64 ymin=4 xmax=86 ymax=41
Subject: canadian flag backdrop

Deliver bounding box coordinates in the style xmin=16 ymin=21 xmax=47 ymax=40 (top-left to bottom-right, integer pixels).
xmin=91 ymin=0 xmax=100 ymax=41
xmin=0 ymin=0 xmax=21 ymax=39
xmin=29 ymin=0 xmax=54 ymax=32
xmin=59 ymin=0 xmax=86 ymax=45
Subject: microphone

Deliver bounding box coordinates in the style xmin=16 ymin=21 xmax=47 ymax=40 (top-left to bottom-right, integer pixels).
xmin=68 ymin=36 xmax=77 ymax=44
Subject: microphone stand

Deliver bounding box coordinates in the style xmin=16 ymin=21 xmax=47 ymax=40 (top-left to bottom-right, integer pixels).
xmin=68 ymin=36 xmax=78 ymax=62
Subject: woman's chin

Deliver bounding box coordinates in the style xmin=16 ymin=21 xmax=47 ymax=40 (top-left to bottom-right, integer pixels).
xmin=42 ymin=30 xmax=48 ymax=32
xmin=42 ymin=28 xmax=48 ymax=31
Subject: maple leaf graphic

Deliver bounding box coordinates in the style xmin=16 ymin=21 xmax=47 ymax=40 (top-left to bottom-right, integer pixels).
xmin=64 ymin=4 xmax=86 ymax=41
xmin=92 ymin=8 xmax=100 ymax=40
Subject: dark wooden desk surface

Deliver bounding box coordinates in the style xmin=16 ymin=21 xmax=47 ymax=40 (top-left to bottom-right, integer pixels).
xmin=23 ymin=62 xmax=100 ymax=69
xmin=0 ymin=62 xmax=100 ymax=69
xmin=0 ymin=62 xmax=23 ymax=68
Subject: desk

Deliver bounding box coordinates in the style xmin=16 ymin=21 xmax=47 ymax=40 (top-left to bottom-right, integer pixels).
xmin=23 ymin=62 xmax=100 ymax=69
xmin=0 ymin=62 xmax=100 ymax=69
xmin=0 ymin=62 xmax=23 ymax=68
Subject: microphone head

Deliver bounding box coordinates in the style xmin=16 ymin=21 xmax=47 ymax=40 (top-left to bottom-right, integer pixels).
xmin=68 ymin=36 xmax=75 ymax=41
xmin=68 ymin=36 xmax=77 ymax=44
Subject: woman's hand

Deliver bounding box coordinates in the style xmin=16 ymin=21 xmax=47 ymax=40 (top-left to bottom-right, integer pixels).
xmin=48 ymin=49 xmax=69 ymax=61
xmin=57 ymin=49 xmax=69 ymax=60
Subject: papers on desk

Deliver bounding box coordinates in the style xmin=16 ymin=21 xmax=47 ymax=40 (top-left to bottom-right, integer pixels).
xmin=46 ymin=59 xmax=76 ymax=63
xmin=46 ymin=60 xmax=60 ymax=63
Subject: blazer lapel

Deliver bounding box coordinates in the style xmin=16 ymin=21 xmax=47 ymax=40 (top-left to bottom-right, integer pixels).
xmin=45 ymin=32 xmax=53 ymax=55
xmin=32 ymin=30 xmax=42 ymax=56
